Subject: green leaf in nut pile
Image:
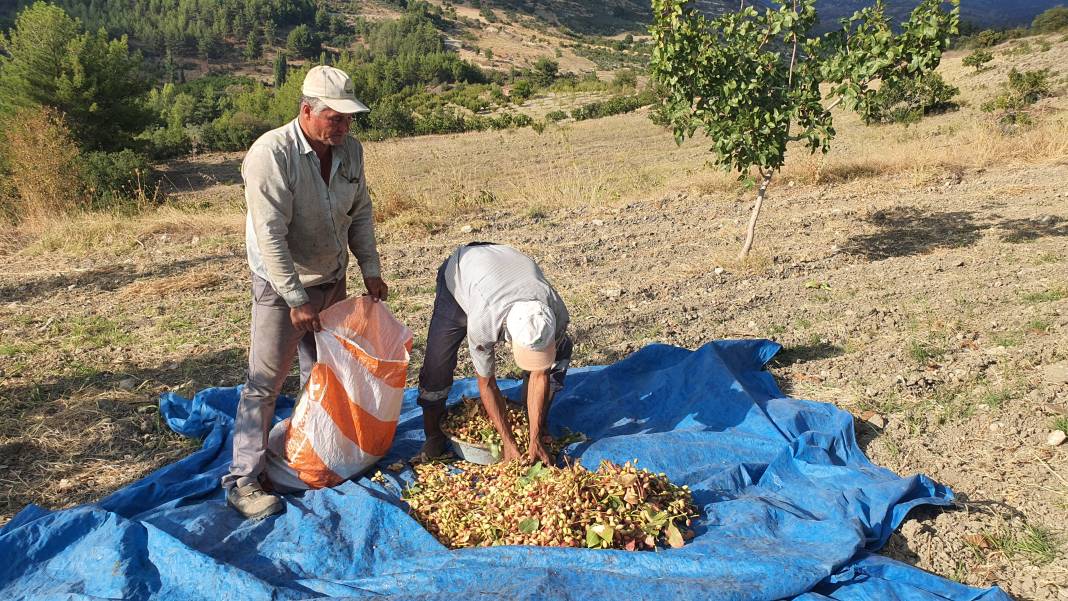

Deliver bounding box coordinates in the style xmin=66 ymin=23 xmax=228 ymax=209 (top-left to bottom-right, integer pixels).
xmin=403 ymin=459 xmax=700 ymax=550
xmin=441 ymin=397 xmax=529 ymax=451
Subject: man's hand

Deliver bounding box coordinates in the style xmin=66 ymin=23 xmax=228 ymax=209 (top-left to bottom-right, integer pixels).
xmin=527 ymin=440 xmax=552 ymax=465
xmin=290 ymin=303 xmax=321 ymax=333
xmin=363 ymin=276 xmax=388 ymax=301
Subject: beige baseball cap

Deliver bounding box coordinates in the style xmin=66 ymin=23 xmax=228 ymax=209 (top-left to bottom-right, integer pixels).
xmin=301 ymin=66 xmax=369 ymax=114
xmin=506 ymin=301 xmax=557 ymax=372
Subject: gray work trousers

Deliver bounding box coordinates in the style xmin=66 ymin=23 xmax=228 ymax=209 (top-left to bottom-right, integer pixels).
xmin=222 ymin=274 xmax=346 ymax=490
xmin=417 ymin=257 xmax=572 ymax=409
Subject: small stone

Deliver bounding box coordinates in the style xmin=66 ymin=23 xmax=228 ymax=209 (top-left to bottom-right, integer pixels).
xmin=988 ymin=421 xmax=1004 ymax=432
xmin=603 ymin=288 xmax=622 ymax=299
xmin=867 ymin=414 xmax=887 ymax=429
xmin=591 ymin=219 xmax=604 ymax=227
xmin=460 ymin=224 xmax=474 ymax=234
xmin=118 ymin=377 xmax=138 ymax=391
xmin=955 ymin=260 xmax=965 ymax=267
xmin=714 ymin=267 xmax=725 ymax=275
xmin=1047 ymin=430 xmax=1067 ymax=446
xmin=67 ymin=284 xmax=76 ymax=290
xmin=1042 ymin=361 xmax=1068 ymax=385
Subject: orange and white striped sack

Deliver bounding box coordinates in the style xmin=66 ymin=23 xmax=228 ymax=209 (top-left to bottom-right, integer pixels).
xmin=282 ymin=296 xmax=413 ymax=489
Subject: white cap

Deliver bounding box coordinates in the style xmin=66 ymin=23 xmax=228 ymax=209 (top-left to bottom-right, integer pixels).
xmin=506 ymin=301 xmax=557 ymax=371
xmin=301 ymin=66 xmax=369 ymax=114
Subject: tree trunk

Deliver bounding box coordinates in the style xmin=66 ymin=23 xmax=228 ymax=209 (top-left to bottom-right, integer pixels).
xmin=738 ymin=169 xmax=773 ymax=261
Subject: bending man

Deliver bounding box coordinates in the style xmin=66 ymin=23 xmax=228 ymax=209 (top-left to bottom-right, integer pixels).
xmin=417 ymin=242 xmax=571 ymax=464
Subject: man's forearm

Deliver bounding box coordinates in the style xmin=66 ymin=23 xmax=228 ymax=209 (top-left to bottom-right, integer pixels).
xmin=477 ymin=376 xmax=520 ymax=451
xmin=525 ymin=370 xmax=550 ymax=443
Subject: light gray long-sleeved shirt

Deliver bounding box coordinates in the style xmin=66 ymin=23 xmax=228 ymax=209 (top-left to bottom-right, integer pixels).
xmin=444 ymin=244 xmax=569 ymax=377
xmin=243 ymin=119 xmax=381 ymax=307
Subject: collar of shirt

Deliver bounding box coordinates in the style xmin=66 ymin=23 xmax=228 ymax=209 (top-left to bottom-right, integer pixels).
xmin=290 ymin=118 xmax=345 ymax=185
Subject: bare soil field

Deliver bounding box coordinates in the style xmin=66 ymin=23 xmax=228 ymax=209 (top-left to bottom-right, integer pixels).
xmin=1 ymin=39 xmax=1067 ymax=599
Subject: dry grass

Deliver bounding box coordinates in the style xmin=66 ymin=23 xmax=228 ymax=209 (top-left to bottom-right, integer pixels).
xmin=119 ymin=270 xmax=225 ymax=300
xmin=1 ymin=108 xmax=86 ymax=230
xmin=21 ymin=205 xmax=242 ymax=257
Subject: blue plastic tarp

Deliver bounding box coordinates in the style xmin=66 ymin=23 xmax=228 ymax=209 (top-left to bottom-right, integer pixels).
xmin=0 ymin=340 xmax=1011 ymax=600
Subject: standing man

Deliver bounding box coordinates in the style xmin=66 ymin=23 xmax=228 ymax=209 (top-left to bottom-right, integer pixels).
xmin=416 ymin=243 xmax=571 ymax=465
xmin=224 ymin=66 xmax=388 ymax=520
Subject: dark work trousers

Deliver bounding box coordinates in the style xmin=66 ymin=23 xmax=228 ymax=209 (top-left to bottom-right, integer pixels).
xmin=222 ymin=274 xmax=346 ymax=490
xmin=417 ymin=258 xmax=573 ymax=410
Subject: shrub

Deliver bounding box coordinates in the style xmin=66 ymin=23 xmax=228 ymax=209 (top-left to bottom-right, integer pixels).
xmin=1032 ymin=6 xmax=1068 ymax=33
xmin=612 ymin=69 xmax=638 ymax=89
xmin=81 ymin=149 xmax=157 ymax=211
xmin=570 ymin=90 xmax=657 ymax=121
xmin=414 ymin=108 xmax=469 ymax=135
xmin=509 ymin=79 xmax=536 ymax=104
xmin=545 ymin=110 xmax=568 ymax=122
xmin=1006 ymin=68 xmax=1054 ymax=104
xmin=860 ymin=72 xmax=960 ymax=124
xmin=962 ymin=49 xmax=993 ymax=72
xmin=981 ymin=68 xmax=1055 ymax=126
xmin=531 ymin=57 xmax=559 ymax=87
xmin=369 ymin=100 xmax=417 ymax=137
xmin=200 ymin=111 xmax=272 ymax=151
xmin=1 ymin=107 xmax=86 ymax=223
xmin=138 ymin=126 xmax=193 ymax=160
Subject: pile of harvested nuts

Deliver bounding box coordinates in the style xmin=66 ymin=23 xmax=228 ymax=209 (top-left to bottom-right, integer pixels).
xmin=440 ymin=396 xmax=529 ymax=452
xmin=403 ymin=459 xmax=699 ymax=550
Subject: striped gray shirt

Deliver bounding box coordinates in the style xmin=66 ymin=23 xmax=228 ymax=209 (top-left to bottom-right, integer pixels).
xmin=444 ymin=244 xmax=569 ymax=377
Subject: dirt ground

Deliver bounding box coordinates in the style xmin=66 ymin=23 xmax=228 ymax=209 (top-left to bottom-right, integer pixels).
xmin=2 ymin=40 xmax=1067 ymax=601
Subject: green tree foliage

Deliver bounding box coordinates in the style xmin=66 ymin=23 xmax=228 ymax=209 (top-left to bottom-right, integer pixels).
xmin=531 ymin=57 xmax=559 ymax=87
xmin=273 ymin=53 xmax=289 ymax=87
xmin=0 ymin=2 xmax=151 ymax=151
xmin=244 ymin=30 xmax=262 ymax=61
xmin=650 ymin=0 xmax=958 ymax=259
xmin=7 ymin=0 xmax=314 ymax=57
xmin=570 ymin=90 xmax=657 ymax=121
xmin=962 ymin=48 xmax=993 ymax=72
xmin=286 ymin=24 xmax=319 ymax=58
xmin=1031 ymin=6 xmax=1068 ymax=33
xmin=861 ymin=72 xmax=959 ymax=124
xmin=509 ymin=79 xmax=535 ymax=104
xmin=263 ymin=19 xmax=278 ymax=47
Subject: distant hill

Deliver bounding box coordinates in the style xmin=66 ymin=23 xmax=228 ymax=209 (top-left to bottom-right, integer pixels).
xmin=811 ymin=1 xmax=1065 ymax=29
xmin=502 ymin=0 xmax=1066 ymax=34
